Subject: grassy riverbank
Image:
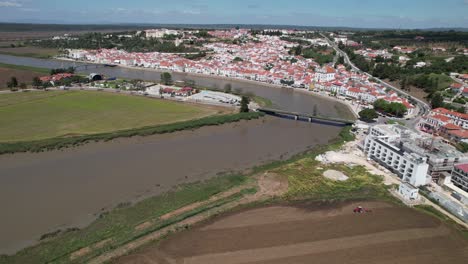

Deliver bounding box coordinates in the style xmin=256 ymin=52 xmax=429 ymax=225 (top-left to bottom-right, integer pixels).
xmin=0 ymin=110 xmax=263 ymax=154
xmin=0 ymin=62 xmax=50 ymax=74
xmin=0 ymin=91 xmax=226 ymax=143
xmin=0 ymin=174 xmax=251 ymax=264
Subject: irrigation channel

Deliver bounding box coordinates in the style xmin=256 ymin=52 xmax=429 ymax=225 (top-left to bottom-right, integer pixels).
xmin=0 ymin=54 xmax=355 ymax=254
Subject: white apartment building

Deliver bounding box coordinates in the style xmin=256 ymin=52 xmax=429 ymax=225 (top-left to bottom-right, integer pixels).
xmin=364 ymin=125 xmax=430 ymax=187
xmin=314 ymin=66 xmax=336 ymax=83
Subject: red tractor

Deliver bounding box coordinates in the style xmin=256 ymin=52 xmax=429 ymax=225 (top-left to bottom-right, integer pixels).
xmin=353 ymin=206 xmax=372 ymax=213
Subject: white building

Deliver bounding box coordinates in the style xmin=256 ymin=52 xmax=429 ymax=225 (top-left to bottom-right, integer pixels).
xmin=145 ymin=29 xmax=179 ymax=38
xmin=398 ymin=183 xmax=420 ymax=200
xmin=314 ymin=66 xmax=336 ymax=83
xmin=364 ymin=125 xmax=430 ymax=187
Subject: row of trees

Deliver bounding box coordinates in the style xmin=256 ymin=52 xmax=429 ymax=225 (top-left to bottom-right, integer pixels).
xmin=50 ymin=67 xmax=75 ymax=75
xmin=7 ymin=77 xmax=27 ymax=90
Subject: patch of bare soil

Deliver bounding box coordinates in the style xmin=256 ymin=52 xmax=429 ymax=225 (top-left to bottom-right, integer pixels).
xmin=0 ymin=68 xmax=41 ymax=88
xmin=116 ymin=201 xmax=468 ymax=264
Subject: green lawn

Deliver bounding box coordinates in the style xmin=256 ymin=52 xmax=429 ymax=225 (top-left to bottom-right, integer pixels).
xmin=0 ymin=91 xmax=217 ymax=142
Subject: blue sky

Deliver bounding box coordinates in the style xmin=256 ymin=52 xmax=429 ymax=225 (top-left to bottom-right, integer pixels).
xmin=0 ymin=0 xmax=467 ymax=28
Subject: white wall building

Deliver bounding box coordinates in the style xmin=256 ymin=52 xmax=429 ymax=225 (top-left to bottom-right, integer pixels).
xmin=364 ymin=125 xmax=430 ymax=187
xmin=398 ymin=183 xmax=420 ymax=200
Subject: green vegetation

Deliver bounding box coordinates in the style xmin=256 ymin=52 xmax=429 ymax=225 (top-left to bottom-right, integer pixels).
xmin=30 ymin=32 xmax=199 ymax=53
xmin=456 ymin=142 xmax=468 ymax=153
xmin=240 ymin=96 xmax=250 ymax=113
xmin=160 ymin=72 xmax=173 ymax=85
xmin=233 ymin=57 xmax=244 ymax=62
xmin=0 ymin=91 xmax=220 ymax=143
xmin=6 ymin=76 xmax=18 ymax=90
xmin=0 ymin=112 xmax=263 ymax=154
xmin=302 ymin=47 xmax=334 ymax=65
xmin=0 ymin=47 xmax=60 ymax=59
xmin=289 ymin=45 xmax=334 ymax=65
xmin=0 ymin=174 xmax=250 ymax=264
xmin=251 ymin=95 xmax=272 ymax=108
xmin=0 ymin=62 xmax=49 ymax=74
xmin=431 ymin=92 xmax=445 ymax=108
xmin=282 ymin=161 xmax=392 ymax=201
xmin=386 ymin=120 xmax=406 ymax=126
xmin=358 ymin=108 xmax=378 ymax=122
xmin=373 ymin=99 xmax=407 ymax=117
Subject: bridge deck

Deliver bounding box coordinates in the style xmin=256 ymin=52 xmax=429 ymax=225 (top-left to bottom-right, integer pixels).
xmin=258 ymin=108 xmax=355 ymax=125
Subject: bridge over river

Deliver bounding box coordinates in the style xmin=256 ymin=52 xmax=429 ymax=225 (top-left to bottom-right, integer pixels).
xmin=257 ymin=108 xmax=356 ymax=125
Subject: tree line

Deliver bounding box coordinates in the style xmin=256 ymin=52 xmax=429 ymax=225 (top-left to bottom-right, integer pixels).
xmin=30 ymin=32 xmax=200 ymax=53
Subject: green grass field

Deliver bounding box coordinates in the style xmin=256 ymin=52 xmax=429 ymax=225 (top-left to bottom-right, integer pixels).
xmin=0 ymin=91 xmax=218 ymax=142
xmin=0 ymin=62 xmax=50 ymax=74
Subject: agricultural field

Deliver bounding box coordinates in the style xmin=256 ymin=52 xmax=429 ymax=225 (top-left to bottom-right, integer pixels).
xmin=0 ymin=46 xmax=60 ymax=58
xmin=0 ymin=90 xmax=223 ymax=142
xmin=0 ymin=63 xmax=49 ymax=89
xmin=115 ymin=201 xmax=468 ymax=264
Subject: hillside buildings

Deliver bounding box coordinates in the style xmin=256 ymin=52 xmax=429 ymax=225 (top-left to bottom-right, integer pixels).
xmin=420 ymin=107 xmax=468 ymax=144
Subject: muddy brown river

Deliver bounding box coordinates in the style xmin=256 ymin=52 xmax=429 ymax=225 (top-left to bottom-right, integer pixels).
xmin=0 ymin=54 xmax=353 ymax=254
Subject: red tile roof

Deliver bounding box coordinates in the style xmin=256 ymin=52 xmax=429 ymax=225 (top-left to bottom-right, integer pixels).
xmin=448 ymin=129 xmax=468 ymax=139
xmin=443 ymin=123 xmax=462 ymax=130
xmin=455 ymin=163 xmax=468 ymax=173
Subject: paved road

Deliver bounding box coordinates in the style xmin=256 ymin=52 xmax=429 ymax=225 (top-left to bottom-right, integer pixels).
xmin=320 ymin=33 xmax=431 ymax=123
xmin=320 ymin=33 xmax=430 ymax=131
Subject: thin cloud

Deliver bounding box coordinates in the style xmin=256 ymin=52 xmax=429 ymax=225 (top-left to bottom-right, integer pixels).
xmin=0 ymin=1 xmax=22 ymax=7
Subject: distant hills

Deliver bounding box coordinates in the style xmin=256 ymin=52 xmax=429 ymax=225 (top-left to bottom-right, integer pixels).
xmin=0 ymin=22 xmax=467 ymax=32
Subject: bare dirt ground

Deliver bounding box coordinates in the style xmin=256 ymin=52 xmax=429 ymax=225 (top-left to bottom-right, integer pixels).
xmin=0 ymin=68 xmax=41 ymax=88
xmin=384 ymin=79 xmax=429 ymax=104
xmin=114 ymin=201 xmax=468 ymax=264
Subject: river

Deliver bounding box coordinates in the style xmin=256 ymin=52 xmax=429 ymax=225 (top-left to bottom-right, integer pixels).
xmin=0 ymin=54 xmax=352 ymax=254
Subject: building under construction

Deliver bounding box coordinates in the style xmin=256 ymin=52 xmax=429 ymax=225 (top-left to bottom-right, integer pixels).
xmin=365 ymin=124 xmax=468 ymax=185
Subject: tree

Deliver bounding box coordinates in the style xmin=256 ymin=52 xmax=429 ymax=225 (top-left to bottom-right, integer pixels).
xmin=295 ymin=45 xmax=302 ymax=56
xmin=7 ymin=76 xmax=18 ymax=90
xmin=224 ymin=83 xmax=232 ymax=94
xmin=32 ymin=77 xmax=42 ymax=88
xmin=373 ymin=99 xmax=388 ymax=112
xmin=400 ymin=77 xmax=407 ymax=91
xmin=337 ymin=55 xmax=345 ymax=65
xmin=233 ymin=57 xmax=243 ymax=62
xmin=431 ymin=92 xmax=444 ymax=109
xmin=457 ymin=142 xmax=468 ymax=153
xmin=160 ymin=72 xmax=173 ymax=85
xmin=359 ymin=108 xmax=378 ymax=122
xmin=388 ymin=102 xmax=407 ymax=117
xmin=240 ymin=96 xmax=250 ymax=113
